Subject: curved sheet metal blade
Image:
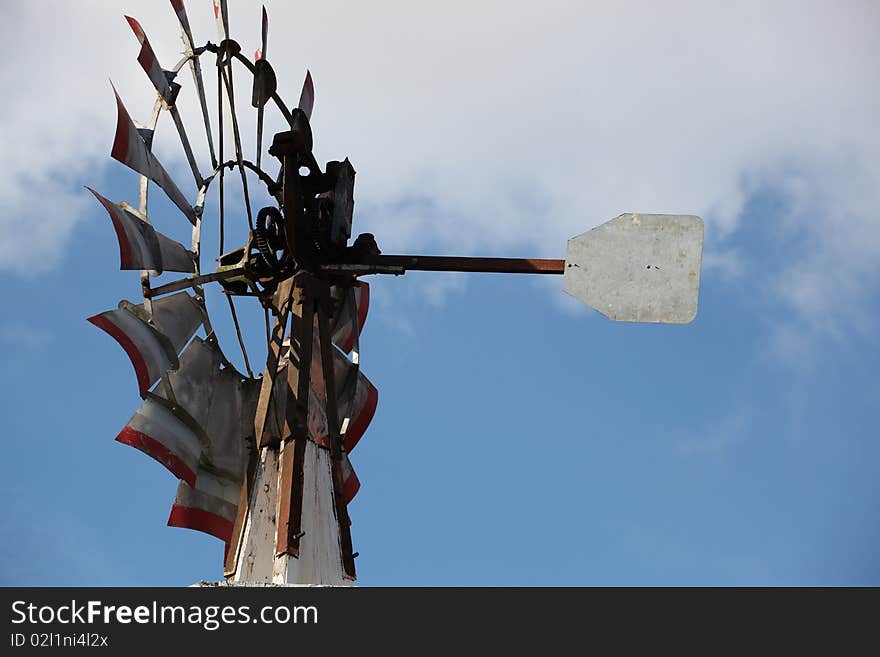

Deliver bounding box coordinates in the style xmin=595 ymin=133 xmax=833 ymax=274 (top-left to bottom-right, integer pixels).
xmin=562 ymin=213 xmax=704 ymax=324
xmin=329 ymin=281 xmax=369 ymax=354
xmin=168 ymin=468 xmax=240 ymax=543
xmin=149 ymin=292 xmax=204 ymax=354
xmin=125 ymin=16 xmax=176 ymax=103
xmin=261 ymin=5 xmax=268 ymax=56
xmin=117 ymin=396 xmax=202 ymax=487
xmin=170 ymin=0 xmax=195 ymax=46
xmin=308 ymin=340 xmax=378 ymax=453
xmin=87 ymin=187 xmax=194 ymax=273
xmin=119 ymin=338 xmax=259 ymax=526
xmin=110 ymin=86 xmax=197 ymax=225
xmin=156 ymin=337 xmax=222 ymax=425
xmin=154 ymin=337 xmax=259 ymax=479
xmin=339 ymin=453 xmax=360 ymax=505
xmin=87 ymin=292 xmax=202 ymax=396
xmin=212 ymin=0 xmax=229 ymax=41
xmin=251 ymin=59 xmax=277 ymax=109
xmin=201 ymin=368 xmax=259 ymax=478
xmin=298 ymin=70 xmax=314 ymax=120
xmin=330 ymin=158 xmax=355 ymax=248
xmin=295 ymin=398 xmax=360 ymax=504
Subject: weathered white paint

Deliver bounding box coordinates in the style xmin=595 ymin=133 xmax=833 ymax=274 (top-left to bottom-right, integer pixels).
xmin=231 ymin=447 xmax=279 ymax=584
xmin=229 ymin=340 xmax=352 ymax=586
xmin=273 ymin=440 xmax=350 ymax=586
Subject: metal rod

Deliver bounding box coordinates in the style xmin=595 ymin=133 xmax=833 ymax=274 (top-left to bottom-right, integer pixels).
xmin=169 ymin=106 xmax=204 ymax=188
xmin=201 ymin=43 xmax=296 ymax=129
xmin=219 ymin=49 xmax=256 ymax=232
xmin=321 ymin=255 xmax=566 ymax=275
xmin=255 ymin=6 xmax=268 ymax=169
xmin=226 ymin=293 xmax=255 ymax=378
xmin=139 ymin=96 xmax=165 ymax=318
xmin=172 ymin=3 xmax=216 ymax=168
xmin=143 ymin=267 xmax=248 ymax=298
xmin=217 ymin=64 xmax=226 ymax=255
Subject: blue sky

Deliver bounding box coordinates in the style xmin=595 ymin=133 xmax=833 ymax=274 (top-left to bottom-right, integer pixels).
xmin=1 ymin=1 xmax=878 ymax=585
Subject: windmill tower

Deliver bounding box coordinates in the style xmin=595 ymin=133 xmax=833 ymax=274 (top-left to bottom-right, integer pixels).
xmin=89 ymin=0 xmax=704 ymax=586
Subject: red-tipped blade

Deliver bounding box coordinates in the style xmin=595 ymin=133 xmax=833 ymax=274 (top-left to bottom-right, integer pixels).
xmin=125 ymin=16 xmax=173 ymax=102
xmin=212 ymin=0 xmax=229 ymax=41
xmin=170 ymin=0 xmax=195 ymax=46
xmin=168 ymin=471 xmax=239 ymax=543
xmin=110 ymin=85 xmax=197 ymax=225
xmin=86 ymin=187 xmax=194 ymax=273
xmin=329 ymin=283 xmax=370 ymax=353
xmin=87 ymin=293 xmax=202 ymax=396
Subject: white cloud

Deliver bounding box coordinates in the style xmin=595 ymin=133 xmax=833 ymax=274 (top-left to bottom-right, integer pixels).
xmin=1 ymin=1 xmax=878 ymax=345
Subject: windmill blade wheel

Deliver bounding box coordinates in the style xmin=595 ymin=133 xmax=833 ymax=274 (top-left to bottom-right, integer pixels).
xmin=87 ymin=0 xmax=378 ymax=587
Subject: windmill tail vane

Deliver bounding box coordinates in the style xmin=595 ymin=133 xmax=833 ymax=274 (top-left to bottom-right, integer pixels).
xmin=88 ymin=1 xmax=704 ymax=586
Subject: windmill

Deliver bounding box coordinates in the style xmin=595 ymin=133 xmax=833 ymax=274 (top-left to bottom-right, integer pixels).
xmin=88 ymin=0 xmax=704 ymax=586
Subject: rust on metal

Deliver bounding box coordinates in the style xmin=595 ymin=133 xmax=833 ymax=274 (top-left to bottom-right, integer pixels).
xmin=226 ymin=276 xmax=294 ymax=575
xmin=321 ymin=255 xmax=566 ymax=275
xmin=316 ymin=287 xmax=357 ymax=579
xmin=144 ymin=267 xmax=249 ymax=298
xmin=274 ymin=278 xmax=315 ymax=557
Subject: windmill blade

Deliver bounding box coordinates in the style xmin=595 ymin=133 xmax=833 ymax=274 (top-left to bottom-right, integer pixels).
xmin=87 ymin=292 xmax=203 ymax=396
xmin=110 ymin=86 xmax=198 ymax=225
xmin=170 ymin=0 xmax=217 ymax=167
xmin=170 ymin=0 xmax=195 ymax=44
xmin=306 ymin=387 xmax=367 ymax=503
xmin=563 ymin=213 xmax=704 ymax=324
xmin=212 ymin=0 xmax=229 ymax=41
xmin=164 ymin=338 xmax=260 ymax=546
xmin=252 ymin=6 xmax=275 ymax=168
xmin=251 ymin=6 xmax=273 ymax=98
xmin=260 ymin=4 xmax=268 ymax=56
xmin=157 ymin=337 xmax=258 ymax=477
xmin=307 ymin=335 xmax=378 ymax=453
xmin=162 ymin=339 xmax=259 ymax=545
xmin=155 ymin=336 xmax=223 ymax=423
xmin=168 ymin=468 xmax=240 ymax=543
xmin=87 ymin=187 xmax=194 ymax=274
xmin=124 ymin=16 xmax=175 ymax=102
xmin=329 ymin=281 xmax=369 ymax=354
xmin=301 ymin=370 xmax=376 ymax=455
xmin=117 ymin=396 xmax=203 ymax=487
xmin=339 ymin=453 xmax=360 ymax=505
xmin=116 ymin=337 xmax=220 ymax=486
xmin=125 ymin=16 xmax=203 ymax=187
xmin=298 ymin=70 xmax=315 ymax=120
xmin=329 ymin=159 xmax=355 ymax=252
xmin=196 ymin=356 xmax=259 ymax=479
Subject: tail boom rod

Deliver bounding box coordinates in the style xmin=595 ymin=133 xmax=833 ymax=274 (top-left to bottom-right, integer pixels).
xmin=321 ymin=255 xmax=565 ymax=276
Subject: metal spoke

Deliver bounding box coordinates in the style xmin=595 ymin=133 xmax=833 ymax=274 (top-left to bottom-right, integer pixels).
xmin=169 ymin=106 xmax=204 ymax=188
xmin=225 ymin=293 xmax=254 ymax=379
xmin=219 ymin=51 xmax=256 ymax=232
xmin=217 ymin=64 xmax=226 ymax=256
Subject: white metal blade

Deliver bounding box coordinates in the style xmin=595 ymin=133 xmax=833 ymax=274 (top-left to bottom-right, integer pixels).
xmin=298 ymin=70 xmax=314 ymax=120
xmin=562 ymin=213 xmax=704 ymax=324
xmin=110 ymin=86 xmax=197 ymax=225
xmin=87 ymin=187 xmax=195 ymax=273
